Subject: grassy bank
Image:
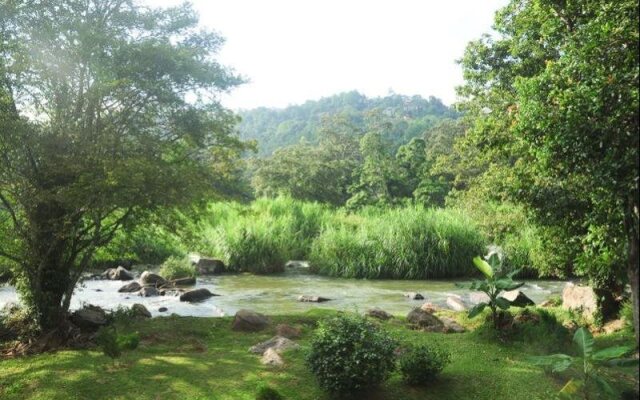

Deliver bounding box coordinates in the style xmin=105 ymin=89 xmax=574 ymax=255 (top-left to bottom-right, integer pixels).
xmin=0 ymin=310 xmax=636 ymax=400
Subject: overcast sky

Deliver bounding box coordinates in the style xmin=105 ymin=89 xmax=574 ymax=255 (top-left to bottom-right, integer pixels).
xmin=147 ymin=0 xmax=508 ymax=110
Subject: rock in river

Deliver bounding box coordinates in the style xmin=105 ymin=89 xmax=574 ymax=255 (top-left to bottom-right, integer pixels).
xmin=102 ymin=266 xmax=134 ymax=281
xmin=118 ymin=281 xmax=141 ymax=293
xmin=404 ymin=292 xmax=424 ymax=300
xmin=297 ymin=295 xmax=331 ymax=303
xmin=446 ymin=296 xmax=467 ymax=311
xmin=499 ymin=289 xmax=535 ymax=308
xmin=195 ymin=258 xmax=226 ymax=275
xmin=139 ymin=286 xmax=159 ymax=297
xmin=179 ymin=288 xmax=218 ymax=302
xmin=140 ymin=271 xmax=167 ymax=286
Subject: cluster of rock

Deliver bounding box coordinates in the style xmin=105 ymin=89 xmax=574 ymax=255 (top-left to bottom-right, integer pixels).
xmin=401 ymin=289 xmax=534 ymax=312
xmin=70 ymin=303 xmax=152 ymax=331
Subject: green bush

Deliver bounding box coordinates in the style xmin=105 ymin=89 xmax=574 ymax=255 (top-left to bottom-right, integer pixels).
xmin=159 ymin=256 xmax=196 ymax=279
xmin=96 ymin=326 xmax=140 ymax=362
xmin=399 ymin=343 xmax=451 ymax=385
xmin=620 ymin=300 xmax=634 ymax=333
xmin=255 ymin=385 xmax=284 ymax=400
xmin=306 ymin=314 xmax=398 ymax=395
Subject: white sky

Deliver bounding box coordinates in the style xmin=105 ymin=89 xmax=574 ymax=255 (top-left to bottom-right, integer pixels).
xmin=147 ymin=0 xmax=508 ymax=110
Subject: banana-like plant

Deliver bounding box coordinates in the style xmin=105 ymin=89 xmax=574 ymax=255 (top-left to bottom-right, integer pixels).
xmin=527 ymin=327 xmax=635 ymax=399
xmin=464 ymin=253 xmax=524 ymax=329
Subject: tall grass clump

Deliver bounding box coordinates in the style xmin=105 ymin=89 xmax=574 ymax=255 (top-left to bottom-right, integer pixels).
xmin=309 ymin=206 xmax=486 ymax=279
xmin=197 ymin=197 xmax=330 ymax=273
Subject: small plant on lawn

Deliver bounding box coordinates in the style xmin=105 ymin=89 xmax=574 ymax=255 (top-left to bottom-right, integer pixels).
xmin=306 ymin=314 xmax=398 ymax=396
xmin=464 ymin=253 xmax=524 ymax=329
xmin=96 ymin=326 xmax=140 ymax=365
xmin=528 ymin=327 xmax=636 ymax=399
xmin=255 ymin=384 xmax=284 ymax=400
xmin=159 ymin=255 xmax=196 ymax=280
xmin=399 ymin=343 xmax=451 ymax=385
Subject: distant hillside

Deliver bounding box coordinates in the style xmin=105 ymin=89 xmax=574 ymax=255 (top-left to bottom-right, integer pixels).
xmin=237 ymin=91 xmax=459 ymax=156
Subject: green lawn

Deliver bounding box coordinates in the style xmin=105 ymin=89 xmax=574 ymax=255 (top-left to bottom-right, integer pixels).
xmin=0 ymin=310 xmax=637 ymax=400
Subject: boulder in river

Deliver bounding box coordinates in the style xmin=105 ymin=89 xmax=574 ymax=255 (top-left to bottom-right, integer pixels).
xmin=446 ymin=296 xmax=467 ymax=311
xmin=232 ymin=309 xmax=269 ymax=332
xmin=179 ymin=288 xmax=218 ymax=302
xmin=500 ymin=289 xmax=535 ymax=307
xmin=169 ymin=277 xmax=196 ymax=286
xmin=195 ymin=258 xmax=226 ymax=275
xmin=139 ymin=286 xmax=160 ymax=297
xmin=102 ymin=266 xmax=134 ymax=281
xmin=249 ymin=335 xmax=300 ymax=354
xmin=118 ymin=281 xmax=141 ymax=293
xmin=297 ymin=295 xmax=331 ymax=303
xmin=70 ymin=305 xmax=108 ymax=331
xmin=131 ymin=303 xmax=151 ymax=318
xmin=140 ymin=271 xmax=167 ymax=286
xmin=158 ymin=307 xmax=168 ymax=313
xmin=403 ymin=292 xmax=424 ymax=300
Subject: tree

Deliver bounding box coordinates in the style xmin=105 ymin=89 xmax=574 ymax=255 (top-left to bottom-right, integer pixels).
xmin=458 ymin=0 xmax=639 ymax=343
xmin=0 ymin=0 xmax=247 ymax=331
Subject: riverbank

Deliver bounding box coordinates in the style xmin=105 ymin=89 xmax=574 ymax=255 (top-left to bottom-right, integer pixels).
xmin=1 ymin=309 xmax=637 ymax=400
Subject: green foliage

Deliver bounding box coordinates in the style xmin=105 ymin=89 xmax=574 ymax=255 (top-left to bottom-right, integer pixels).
xmin=309 ymin=207 xmax=486 ymax=279
xmin=255 ymin=385 xmax=284 ymax=400
xmin=160 ymin=256 xmax=196 ymax=280
xmin=96 ymin=326 xmax=140 ymax=362
xmin=528 ymin=327 xmax=636 ymax=399
xmin=398 ymin=343 xmax=451 ymax=385
xmin=465 ymin=254 xmax=524 ymax=329
xmin=306 ymin=314 xmax=398 ymax=395
xmin=620 ymin=300 xmax=634 ymax=333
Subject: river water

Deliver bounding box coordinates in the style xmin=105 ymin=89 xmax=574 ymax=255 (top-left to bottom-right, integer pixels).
xmin=0 ymin=270 xmax=565 ymax=318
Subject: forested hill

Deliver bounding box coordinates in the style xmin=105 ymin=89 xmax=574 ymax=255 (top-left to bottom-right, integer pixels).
xmin=237 ymin=91 xmax=459 ymax=156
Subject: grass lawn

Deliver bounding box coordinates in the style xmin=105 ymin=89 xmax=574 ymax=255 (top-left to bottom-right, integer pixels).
xmin=0 ymin=309 xmax=637 ymax=400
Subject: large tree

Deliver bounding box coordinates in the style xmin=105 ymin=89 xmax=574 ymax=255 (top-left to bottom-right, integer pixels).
xmin=458 ymin=0 xmax=639 ymax=343
xmin=0 ymin=0 xmax=247 ymax=331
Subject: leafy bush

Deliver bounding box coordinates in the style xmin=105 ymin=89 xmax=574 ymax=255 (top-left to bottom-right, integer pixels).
xmin=96 ymin=326 xmax=140 ymax=363
xmin=255 ymin=385 xmax=284 ymax=400
xmin=306 ymin=314 xmax=398 ymax=395
xmin=159 ymin=256 xmax=196 ymax=279
xmin=620 ymin=300 xmax=634 ymax=333
xmin=399 ymin=343 xmax=451 ymax=385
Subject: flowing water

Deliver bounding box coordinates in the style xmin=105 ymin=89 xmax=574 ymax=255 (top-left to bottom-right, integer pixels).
xmin=0 ymin=270 xmax=565 ymax=318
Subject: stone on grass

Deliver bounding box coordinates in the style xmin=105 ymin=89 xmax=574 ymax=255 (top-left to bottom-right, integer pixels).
xmin=404 ymin=292 xmax=424 ymax=300
xmin=261 ymin=348 xmax=284 ymax=366
xmin=562 ymin=283 xmax=598 ymax=319
xmin=232 ymin=309 xmax=269 ymax=332
xmin=140 ymin=271 xmax=167 ymax=286
xmin=276 ymin=324 xmax=301 ymax=339
xmin=406 ymin=308 xmax=445 ymax=332
xmin=500 ymin=290 xmax=535 ymax=308
xmin=118 ymin=281 xmax=141 ymax=293
xmin=179 ymin=288 xmax=217 ymax=302
xmin=249 ymin=335 xmax=300 ymax=354
xmin=366 ymin=307 xmax=393 ymax=320
xmin=446 ymin=296 xmax=467 ymax=311
xmin=131 ymin=303 xmax=151 ymax=318
xmin=297 ymin=295 xmax=331 ymax=303
xmin=70 ymin=305 xmax=107 ymax=331
xmin=440 ymin=317 xmax=466 ymax=333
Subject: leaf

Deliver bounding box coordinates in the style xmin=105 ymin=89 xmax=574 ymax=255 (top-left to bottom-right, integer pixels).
xmin=527 ymin=354 xmax=574 ymax=372
xmin=468 ymin=303 xmax=487 ymax=318
xmin=573 ymin=327 xmax=594 ymax=358
xmin=592 ymin=374 xmax=614 ymax=395
xmin=559 ymin=379 xmax=582 ymax=397
xmin=494 ymin=279 xmax=524 ymax=291
xmin=473 ymin=256 xmax=493 ymax=278
xmin=495 ymin=297 xmax=511 ymax=310
xmin=604 ymin=358 xmax=639 ymax=367
xmin=506 ymin=268 xmax=523 ymax=279
xmin=592 ymin=346 xmax=633 ymax=361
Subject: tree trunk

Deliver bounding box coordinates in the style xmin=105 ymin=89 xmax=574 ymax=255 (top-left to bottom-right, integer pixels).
xmin=624 ymin=196 xmax=639 ymax=348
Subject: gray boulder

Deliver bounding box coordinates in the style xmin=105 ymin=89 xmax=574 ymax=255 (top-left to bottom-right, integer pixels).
xmin=297 ymin=295 xmax=331 ymax=302
xmin=118 ymin=281 xmax=141 ymax=293
xmin=406 ymin=308 xmax=445 ymax=332
xmin=158 ymin=307 xmax=168 ymax=312
xmin=70 ymin=305 xmax=108 ymax=331
xmin=440 ymin=317 xmax=466 ymax=333
xmin=131 ymin=303 xmax=151 ymax=318
xmin=195 ymin=258 xmax=226 ymax=275
xmin=403 ymin=292 xmax=424 ymax=300
xmin=179 ymin=288 xmax=218 ymax=302
xmin=139 ymin=286 xmax=159 ymax=297
xmin=169 ymin=277 xmax=196 ymax=286
xmin=446 ymin=296 xmax=467 ymax=311
xmin=366 ymin=307 xmax=393 ymax=320
xmin=562 ymin=283 xmax=598 ymax=318
xmin=231 ymin=309 xmax=269 ymax=332
xmin=500 ymin=289 xmax=535 ymax=307
xmin=103 ymin=266 xmax=134 ymax=281
xmin=249 ymin=335 xmax=300 ymax=354
xmin=140 ymin=271 xmax=167 ymax=286
xmin=261 ymin=348 xmax=284 ymax=366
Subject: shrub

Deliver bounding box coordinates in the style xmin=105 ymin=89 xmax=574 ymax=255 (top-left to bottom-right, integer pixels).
xmin=159 ymin=256 xmax=196 ymax=279
xmin=96 ymin=326 xmax=140 ymax=363
xmin=306 ymin=314 xmax=398 ymax=395
xmin=620 ymin=300 xmax=634 ymax=332
xmin=399 ymin=343 xmax=451 ymax=385
xmin=255 ymin=385 xmax=284 ymax=400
